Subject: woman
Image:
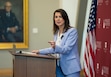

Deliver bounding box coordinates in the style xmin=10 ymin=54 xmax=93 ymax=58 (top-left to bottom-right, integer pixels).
xmin=32 ymin=9 xmax=81 ymax=77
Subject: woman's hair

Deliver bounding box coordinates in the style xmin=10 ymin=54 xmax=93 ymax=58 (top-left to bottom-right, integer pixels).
xmin=53 ymin=9 xmax=71 ymax=34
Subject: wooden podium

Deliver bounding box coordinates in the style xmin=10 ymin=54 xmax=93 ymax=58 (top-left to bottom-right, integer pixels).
xmin=12 ymin=52 xmax=57 ymax=77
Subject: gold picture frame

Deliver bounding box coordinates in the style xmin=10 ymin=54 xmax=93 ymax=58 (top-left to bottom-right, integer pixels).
xmin=0 ymin=0 xmax=28 ymax=49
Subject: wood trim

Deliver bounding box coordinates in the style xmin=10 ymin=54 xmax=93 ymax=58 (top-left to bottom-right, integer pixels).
xmin=0 ymin=68 xmax=13 ymax=76
xmin=80 ymin=70 xmax=85 ymax=77
xmin=0 ymin=69 xmax=84 ymax=77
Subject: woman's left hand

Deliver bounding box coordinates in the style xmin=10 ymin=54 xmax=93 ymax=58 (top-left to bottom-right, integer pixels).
xmin=48 ymin=41 xmax=56 ymax=48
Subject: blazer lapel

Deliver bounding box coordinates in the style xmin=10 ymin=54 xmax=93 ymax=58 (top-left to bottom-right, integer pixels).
xmin=61 ymin=32 xmax=68 ymax=45
xmin=54 ymin=31 xmax=69 ymax=46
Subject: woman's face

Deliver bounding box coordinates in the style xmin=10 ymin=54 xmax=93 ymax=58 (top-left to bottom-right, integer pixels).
xmin=54 ymin=12 xmax=65 ymax=27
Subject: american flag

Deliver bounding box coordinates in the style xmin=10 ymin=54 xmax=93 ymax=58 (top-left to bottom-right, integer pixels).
xmin=83 ymin=0 xmax=97 ymax=77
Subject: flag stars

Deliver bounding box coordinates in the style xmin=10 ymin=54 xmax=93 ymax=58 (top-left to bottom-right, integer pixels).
xmin=92 ymin=15 xmax=94 ymax=18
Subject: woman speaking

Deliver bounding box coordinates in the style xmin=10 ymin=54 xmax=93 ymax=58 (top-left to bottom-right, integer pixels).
xmin=32 ymin=9 xmax=81 ymax=77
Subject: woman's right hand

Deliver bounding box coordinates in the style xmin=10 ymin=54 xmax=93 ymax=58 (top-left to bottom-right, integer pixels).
xmin=48 ymin=41 xmax=56 ymax=48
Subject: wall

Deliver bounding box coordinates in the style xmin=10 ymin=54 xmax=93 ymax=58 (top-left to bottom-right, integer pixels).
xmin=77 ymin=0 xmax=88 ymax=54
xmin=60 ymin=0 xmax=80 ymax=27
xmin=0 ymin=0 xmax=59 ymax=69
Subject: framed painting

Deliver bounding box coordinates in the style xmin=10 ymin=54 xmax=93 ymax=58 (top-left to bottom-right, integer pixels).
xmin=0 ymin=0 xmax=28 ymax=49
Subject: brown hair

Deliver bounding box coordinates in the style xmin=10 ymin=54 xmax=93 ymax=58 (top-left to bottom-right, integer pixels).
xmin=53 ymin=9 xmax=71 ymax=34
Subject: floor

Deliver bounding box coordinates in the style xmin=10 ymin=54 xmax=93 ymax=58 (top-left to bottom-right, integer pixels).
xmin=0 ymin=76 xmax=12 ymax=77
xmin=0 ymin=75 xmax=85 ymax=77
xmin=0 ymin=76 xmax=84 ymax=77
xmin=0 ymin=69 xmax=85 ymax=77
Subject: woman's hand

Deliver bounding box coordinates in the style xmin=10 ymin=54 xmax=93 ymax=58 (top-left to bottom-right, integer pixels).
xmin=32 ymin=50 xmax=39 ymax=54
xmin=48 ymin=41 xmax=56 ymax=48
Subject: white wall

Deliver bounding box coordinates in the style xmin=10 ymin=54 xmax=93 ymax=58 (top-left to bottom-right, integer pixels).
xmin=59 ymin=0 xmax=80 ymax=27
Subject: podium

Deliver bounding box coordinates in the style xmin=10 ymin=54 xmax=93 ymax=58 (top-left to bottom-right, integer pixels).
xmin=12 ymin=52 xmax=57 ymax=77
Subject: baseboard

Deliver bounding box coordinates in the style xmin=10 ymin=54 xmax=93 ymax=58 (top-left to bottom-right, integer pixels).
xmin=0 ymin=68 xmax=84 ymax=77
xmin=80 ymin=70 xmax=85 ymax=77
xmin=0 ymin=68 xmax=13 ymax=77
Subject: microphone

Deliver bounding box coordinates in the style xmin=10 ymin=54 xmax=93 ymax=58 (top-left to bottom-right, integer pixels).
xmin=61 ymin=35 xmax=64 ymax=39
xmin=16 ymin=51 xmax=22 ymax=54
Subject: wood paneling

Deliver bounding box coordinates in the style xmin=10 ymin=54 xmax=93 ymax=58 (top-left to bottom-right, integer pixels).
xmin=27 ymin=57 xmax=56 ymax=77
xmin=0 ymin=69 xmax=13 ymax=77
xmin=14 ymin=56 xmax=27 ymax=77
xmin=13 ymin=54 xmax=57 ymax=77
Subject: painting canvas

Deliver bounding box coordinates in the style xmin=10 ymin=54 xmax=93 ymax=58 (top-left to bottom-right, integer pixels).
xmin=0 ymin=0 xmax=28 ymax=49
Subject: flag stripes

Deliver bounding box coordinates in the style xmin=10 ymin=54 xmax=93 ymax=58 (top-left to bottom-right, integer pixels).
xmin=83 ymin=0 xmax=97 ymax=77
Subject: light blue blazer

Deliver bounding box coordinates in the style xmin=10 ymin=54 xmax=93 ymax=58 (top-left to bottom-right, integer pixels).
xmin=39 ymin=28 xmax=81 ymax=75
